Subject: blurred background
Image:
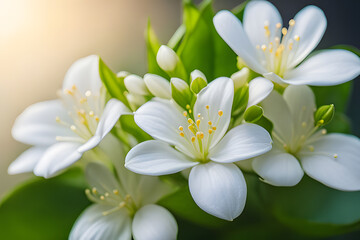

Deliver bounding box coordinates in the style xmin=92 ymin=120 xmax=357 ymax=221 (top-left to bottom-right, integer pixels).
xmin=0 ymin=0 xmax=359 ymax=197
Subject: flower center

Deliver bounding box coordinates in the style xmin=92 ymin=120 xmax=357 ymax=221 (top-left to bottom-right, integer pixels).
xmin=85 ymin=187 xmax=137 ymax=217
xmin=255 ymin=19 xmax=300 ymax=77
xmin=55 ymin=85 xmax=105 ymax=142
xmin=178 ymin=104 xmax=223 ymax=162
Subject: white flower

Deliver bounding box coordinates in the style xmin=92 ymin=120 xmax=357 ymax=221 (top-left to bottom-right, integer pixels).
xmin=213 ymin=1 xmax=360 ymax=86
xmin=252 ymin=85 xmax=360 ymax=190
xmin=9 ymin=55 xmax=130 ymax=178
xmin=125 ymin=77 xmax=272 ymax=220
xmin=70 ymin=162 xmax=177 ymax=240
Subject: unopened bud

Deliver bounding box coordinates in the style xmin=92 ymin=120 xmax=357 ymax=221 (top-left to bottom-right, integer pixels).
xmin=244 ymin=105 xmax=263 ymax=123
xmin=144 ymin=73 xmax=171 ymax=99
xmin=231 ymin=67 xmax=250 ymax=90
xmin=190 ymin=70 xmax=207 ymax=94
xmin=314 ymin=104 xmax=335 ymax=126
xmin=156 ymin=45 xmax=179 ymax=72
xmin=124 ymin=74 xmax=149 ymax=96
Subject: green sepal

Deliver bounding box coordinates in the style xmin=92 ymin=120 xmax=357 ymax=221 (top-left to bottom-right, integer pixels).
xmin=314 ymin=104 xmax=335 ymax=127
xmin=99 ymin=58 xmax=130 ymax=109
xmin=119 ymin=115 xmax=152 ymax=143
xmin=190 ymin=76 xmax=207 ymax=94
xmin=254 ymin=116 xmax=274 ymax=133
xmin=244 ymin=105 xmax=263 ymax=123
xmin=171 ymin=78 xmax=195 ymax=110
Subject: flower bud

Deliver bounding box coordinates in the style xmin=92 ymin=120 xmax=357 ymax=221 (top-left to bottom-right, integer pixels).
xmin=244 ymin=105 xmax=263 ymax=123
xmin=126 ymin=92 xmax=147 ymax=110
xmin=231 ymin=67 xmax=249 ymax=90
xmin=144 ymin=73 xmax=171 ymax=99
xmin=190 ymin=70 xmax=207 ymax=94
xmin=314 ymin=104 xmax=335 ymax=126
xmin=156 ymin=45 xmax=179 ymax=72
xmin=124 ymin=74 xmax=149 ymax=96
xmin=170 ymin=78 xmax=193 ymax=110
xmin=116 ymin=71 xmax=130 ymax=78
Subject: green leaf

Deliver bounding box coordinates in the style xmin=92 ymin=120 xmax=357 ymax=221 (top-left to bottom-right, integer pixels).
xmin=99 ymin=58 xmax=130 ymax=109
xmin=119 ymin=115 xmax=152 ymax=142
xmin=146 ymin=20 xmax=168 ymax=78
xmin=158 ymin=185 xmax=227 ymax=228
xmin=231 ymin=0 xmax=249 ymax=20
xmin=232 ymin=84 xmax=249 ymax=117
xmin=0 ymin=169 xmax=90 ymax=240
xmin=325 ymin=112 xmax=352 ymax=134
xmin=258 ymin=175 xmax=360 ymax=237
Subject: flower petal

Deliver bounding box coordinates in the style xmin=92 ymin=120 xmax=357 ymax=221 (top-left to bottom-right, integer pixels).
xmin=243 ymin=1 xmax=282 ymax=48
xmin=189 ymin=162 xmax=246 ymax=221
xmin=252 ymin=149 xmax=304 ymax=186
xmin=12 ymin=100 xmax=76 ymax=146
xmin=34 ymin=142 xmax=82 ymax=178
xmin=300 ymin=133 xmax=360 ymax=191
xmin=134 ymin=98 xmax=195 ymax=157
xmin=8 ymin=147 xmax=47 ymax=174
xmin=125 ymin=140 xmax=198 ymax=176
xmin=209 ymin=123 xmax=272 ymax=163
xmin=287 ymin=6 xmax=327 ymax=68
xmin=213 ymin=10 xmax=267 ymax=74
xmin=247 ymin=77 xmax=274 ymax=108
xmin=69 ymin=204 xmax=132 ymax=240
xmin=284 ymin=49 xmax=360 ymax=86
xmin=132 ymin=204 xmax=178 ymax=240
xmin=194 ymin=77 xmax=234 ymax=149
xmin=63 ymin=55 xmax=102 ymax=94
xmin=78 ymin=99 xmax=130 ymax=153
xmin=144 ymin=74 xmax=171 ymax=99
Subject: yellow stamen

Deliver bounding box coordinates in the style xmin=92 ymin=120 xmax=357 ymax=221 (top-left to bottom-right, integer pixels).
xmin=179 ymin=126 xmax=184 ymax=131
xmin=334 ymin=154 xmax=338 ymax=158
xmin=179 ymin=132 xmax=185 ymax=137
xmin=208 ymin=121 xmax=212 ymax=125
xmin=289 ymin=19 xmax=295 ymax=26
xmin=205 ymin=105 xmax=209 ymax=109
xmin=113 ymin=189 xmax=119 ymax=195
xmin=294 ymin=35 xmax=300 ymax=41
xmin=197 ymin=113 xmax=201 ymax=118
xmin=208 ymin=129 xmax=213 ymax=134
xmin=85 ymin=90 xmax=92 ymax=97
xmin=218 ymin=110 xmax=223 ymax=116
xmin=188 ymin=118 xmax=193 ymax=124
xmin=212 ymin=126 xmax=217 ymax=130
xmin=92 ymin=187 xmax=97 ymax=194
xmin=89 ymin=111 xmax=94 ymax=117
xmin=191 ymin=136 xmax=196 ymax=142
xmin=186 ymin=104 xmax=190 ymax=109
xmin=183 ymin=111 xmax=188 ymax=117
xmin=70 ymin=125 xmax=77 ymax=131
xmin=276 ymin=23 xmax=281 ymax=28
xmin=196 ymin=119 xmax=201 ymax=127
xmin=100 ymin=196 xmax=105 ymax=200
xmin=282 ymin=27 xmax=287 ymax=35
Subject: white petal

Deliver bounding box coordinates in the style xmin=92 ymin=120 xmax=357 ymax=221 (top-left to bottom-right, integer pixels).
xmin=12 ymin=100 xmax=75 ymax=146
xmin=287 ymin=6 xmax=327 ymax=68
xmin=8 ymin=147 xmax=47 ymax=174
xmin=189 ymin=162 xmax=246 ymax=221
xmin=261 ymin=90 xmax=293 ymax=144
xmin=231 ymin=67 xmax=249 ymax=90
xmin=213 ymin=10 xmax=267 ymax=74
xmin=69 ymin=204 xmax=131 ymax=240
xmin=125 ymin=140 xmax=198 ymax=176
xmin=190 ymin=69 xmax=207 ymax=83
xmin=78 ymin=99 xmax=130 ymax=153
xmin=134 ymin=98 xmax=194 ymax=157
xmin=300 ymin=133 xmax=360 ymax=191
xmin=144 ymin=74 xmax=171 ymax=99
xmin=247 ymin=77 xmax=274 ymax=108
xmin=252 ymin=149 xmax=304 ymax=186
xmin=243 ymin=1 xmax=282 ymax=48
xmin=124 ymin=74 xmax=149 ymax=96
xmin=194 ymin=77 xmax=234 ymax=149
xmin=34 ymin=142 xmax=82 ymax=178
xmin=284 ymin=49 xmax=360 ymax=86
xmin=263 ymin=72 xmax=286 ymax=85
xmin=209 ymin=123 xmax=272 ymax=163
xmin=63 ymin=55 xmax=102 ymax=95
xmin=132 ymin=204 xmax=178 ymax=240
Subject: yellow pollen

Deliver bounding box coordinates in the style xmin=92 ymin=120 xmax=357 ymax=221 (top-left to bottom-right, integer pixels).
xmin=218 ymin=110 xmax=223 ymax=116
xmin=200 ymin=132 xmax=204 ymax=139
xmin=85 ymin=90 xmax=92 ymax=97
xmin=208 ymin=121 xmax=212 ymax=125
xmin=189 ymin=109 xmax=192 ymax=114
xmin=100 ymin=195 xmax=105 ymax=200
xmin=282 ymin=27 xmax=287 ymax=35
xmin=55 ymin=116 xmax=60 ymax=122
xmin=80 ymin=98 xmax=87 ymax=103
xmin=191 ymin=136 xmax=196 ymax=142
xmin=95 ymin=116 xmax=99 ymax=121
xmin=212 ymin=126 xmax=217 ymax=130
xmin=92 ymin=187 xmax=97 ymax=194
xmin=208 ymin=129 xmax=213 ymax=134
xmin=186 ymin=104 xmax=191 ymax=109
xmin=105 ymin=192 xmax=110 ymax=197
xmin=188 ymin=118 xmax=193 ymax=124
xmin=309 ymin=146 xmax=314 ymax=152
xmin=65 ymin=89 xmax=73 ymax=95
xmin=188 ymin=125 xmax=194 ymax=131
xmin=261 ymin=44 xmax=267 ymax=51
xmin=89 ymin=111 xmax=94 ymax=117
xmin=179 ymin=126 xmax=184 ymax=131
xmin=119 ymin=202 xmax=126 ymax=208
xmin=70 ymin=125 xmax=77 ymax=131
xmin=289 ymin=19 xmax=295 ymax=26
xmin=289 ymin=42 xmax=293 ymax=50
xmin=276 ymin=23 xmax=281 ymax=28
xmin=71 ymin=85 xmax=77 ymax=90
xmin=206 ymin=105 xmax=209 ymax=109
xmin=301 ymin=122 xmax=307 ymax=128
xmin=334 ymin=154 xmax=338 ymax=158
xmin=318 ymin=120 xmax=324 ymax=125
xmin=294 ymin=35 xmax=300 ymax=41
xmin=183 ymin=111 xmax=188 ymax=117
xmin=179 ymin=132 xmax=185 ymax=137
xmin=113 ymin=189 xmax=119 ymax=195
xmin=196 ymin=119 xmax=201 ymax=127
xmin=321 ymin=129 xmax=327 ymax=135
xmin=197 ymin=114 xmax=201 ymax=118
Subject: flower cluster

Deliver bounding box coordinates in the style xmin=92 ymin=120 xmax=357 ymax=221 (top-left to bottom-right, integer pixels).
xmin=8 ymin=1 xmax=360 ymax=239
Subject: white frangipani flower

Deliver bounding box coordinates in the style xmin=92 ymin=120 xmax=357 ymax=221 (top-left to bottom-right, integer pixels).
xmin=252 ymin=85 xmax=360 ymax=190
xmin=125 ymin=77 xmax=272 ymax=220
xmin=214 ymin=1 xmax=360 ymax=86
xmin=70 ymin=162 xmax=177 ymax=240
xmin=9 ymin=55 xmax=130 ymax=178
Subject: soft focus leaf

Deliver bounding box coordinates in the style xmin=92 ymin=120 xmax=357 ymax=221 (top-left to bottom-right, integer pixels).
xmin=259 ymin=175 xmax=360 ymax=237
xmin=325 ymin=112 xmax=352 ymax=134
xmin=231 ymin=0 xmax=249 ymax=20
xmin=0 ymin=169 xmax=90 ymax=240
xmin=99 ymin=58 xmax=130 ymax=108
xmin=120 ymin=115 xmax=152 ymax=142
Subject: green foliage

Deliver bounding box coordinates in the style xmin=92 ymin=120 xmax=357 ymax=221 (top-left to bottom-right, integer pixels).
xmin=258 ymin=176 xmax=360 ymax=237
xmin=232 ymin=84 xmax=249 ymax=117
xmin=119 ymin=115 xmax=152 ymax=143
xmin=0 ymin=169 xmax=90 ymax=240
xmin=171 ymin=78 xmax=195 ymax=110
xmin=244 ymin=105 xmax=263 ymax=123
xmin=99 ymin=58 xmax=130 ymax=108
